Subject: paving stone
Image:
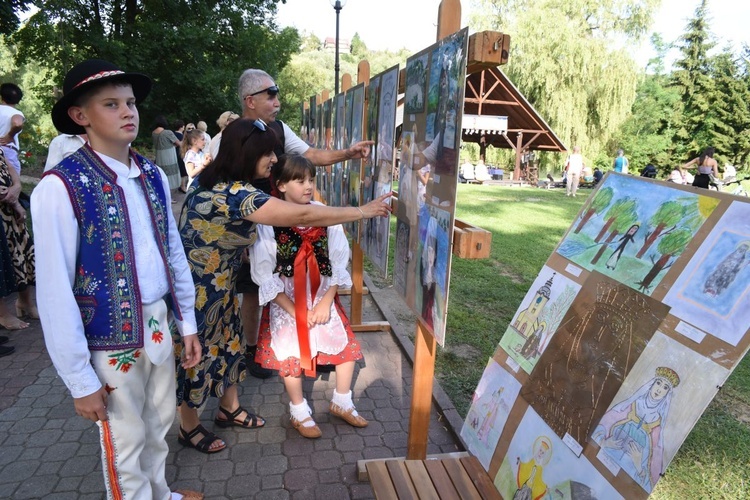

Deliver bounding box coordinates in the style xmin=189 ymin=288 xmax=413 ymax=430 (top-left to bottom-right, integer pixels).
xmin=41 ymin=442 xmax=79 ymax=461
xmin=283 ymin=468 xmax=317 ymax=491
xmin=226 ymin=473 xmax=261 ymax=497
xmin=314 ymin=483 xmax=351 ymax=500
xmin=256 ymin=454 xmax=288 ymax=475
xmin=200 ymin=459 xmax=235 ymax=481
xmin=11 ymin=474 xmax=57 ymax=498
xmin=350 ymin=482 xmax=376 ymax=499
xmin=317 ymin=468 xmax=341 ymax=484
xmin=256 ymin=489 xmax=291 ymax=500
xmin=59 ymin=455 xmax=100 ymax=477
xmin=54 ymin=476 xmax=83 ymax=492
xmin=261 ymin=474 xmax=285 ymax=491
xmin=0 ymin=459 xmax=39 ymax=483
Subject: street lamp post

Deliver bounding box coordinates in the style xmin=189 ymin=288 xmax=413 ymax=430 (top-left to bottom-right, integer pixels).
xmin=330 ymin=0 xmax=347 ymax=95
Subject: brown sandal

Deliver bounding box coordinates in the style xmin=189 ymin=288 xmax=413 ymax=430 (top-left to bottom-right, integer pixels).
xmin=291 ymin=416 xmax=322 ymax=439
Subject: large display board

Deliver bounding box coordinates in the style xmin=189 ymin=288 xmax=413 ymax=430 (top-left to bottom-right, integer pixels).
xmin=394 ymin=27 xmax=469 ymax=346
xmin=460 ymin=174 xmax=750 ymax=499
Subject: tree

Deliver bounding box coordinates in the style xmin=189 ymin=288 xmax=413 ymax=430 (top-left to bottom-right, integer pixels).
xmin=669 ymin=0 xmax=715 ymax=160
xmin=636 ymin=228 xmax=692 ymax=293
xmin=470 ymin=0 xmax=658 ymax=165
xmin=636 ymin=200 xmax=684 ymax=258
xmin=709 ymin=50 xmax=750 ymax=166
xmin=591 ymin=199 xmax=638 ymax=265
xmin=574 ymin=186 xmax=613 ymax=233
xmin=12 ymin=0 xmax=300 ymax=134
xmin=0 ymin=0 xmax=31 ymax=36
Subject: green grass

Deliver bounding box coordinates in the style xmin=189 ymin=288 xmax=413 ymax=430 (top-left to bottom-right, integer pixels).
xmin=367 ymin=183 xmax=750 ymax=498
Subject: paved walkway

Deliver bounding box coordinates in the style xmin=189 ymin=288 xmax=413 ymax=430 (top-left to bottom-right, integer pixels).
xmin=0 ymin=280 xmax=465 ymax=499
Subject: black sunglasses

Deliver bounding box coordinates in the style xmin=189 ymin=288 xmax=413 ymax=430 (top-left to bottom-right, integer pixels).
xmin=248 ymin=85 xmax=280 ymax=98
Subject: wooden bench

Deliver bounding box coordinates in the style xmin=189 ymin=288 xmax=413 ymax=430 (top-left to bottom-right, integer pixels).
xmin=364 ymin=455 xmax=501 ymax=500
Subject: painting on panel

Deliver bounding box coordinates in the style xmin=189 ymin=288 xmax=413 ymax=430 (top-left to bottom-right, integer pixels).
xmin=415 ymin=204 xmax=452 ymax=344
xmin=308 ymin=95 xmax=317 ymax=146
xmin=404 ymin=52 xmax=428 ymax=114
xmin=591 ymin=332 xmax=728 ymax=493
xmin=346 ymin=83 xmax=365 ymax=240
xmin=499 ymin=266 xmax=582 ymax=374
xmin=323 ymin=98 xmax=332 ymax=151
xmin=461 ymin=359 xmax=522 ymax=470
xmin=362 ymin=75 xmax=380 ymax=207
xmin=495 ymin=407 xmax=624 ymax=500
xmin=662 ymin=201 xmax=750 ymax=346
xmin=556 ymin=174 xmax=719 ymax=295
xmin=316 ymin=102 xmax=323 ymax=150
xmin=521 ymin=271 xmax=670 ymax=446
xmin=334 ymin=92 xmax=346 ymax=151
xmin=394 ymin=218 xmax=415 ymax=308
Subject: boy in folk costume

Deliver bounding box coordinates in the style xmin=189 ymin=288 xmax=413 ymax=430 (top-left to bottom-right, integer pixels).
xmin=31 ymin=59 xmax=203 ymax=500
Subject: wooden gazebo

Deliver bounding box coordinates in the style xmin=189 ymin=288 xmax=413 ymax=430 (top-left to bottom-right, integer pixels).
xmin=463 ymin=66 xmax=567 ymax=183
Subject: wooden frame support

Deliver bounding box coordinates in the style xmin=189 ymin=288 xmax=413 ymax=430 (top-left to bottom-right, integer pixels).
xmin=406 ymin=320 xmax=437 ymax=459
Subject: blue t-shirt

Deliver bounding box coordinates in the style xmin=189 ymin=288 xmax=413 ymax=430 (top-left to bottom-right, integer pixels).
xmin=614 ymin=156 xmax=628 ymax=173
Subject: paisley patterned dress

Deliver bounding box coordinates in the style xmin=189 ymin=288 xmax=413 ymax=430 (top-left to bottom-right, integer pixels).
xmin=175 ymin=180 xmax=269 ymax=407
xmin=0 ymin=153 xmax=34 ymax=298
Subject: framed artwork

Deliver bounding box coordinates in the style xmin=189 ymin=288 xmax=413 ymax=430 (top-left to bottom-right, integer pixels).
xmin=308 ymin=95 xmax=317 ymax=146
xmin=663 ymin=201 xmax=750 ymax=346
xmin=405 ymin=52 xmax=428 ymax=114
xmin=499 ymin=266 xmax=581 ymax=374
xmin=461 ymin=358 xmax=522 ymax=470
xmin=556 ymin=174 xmax=719 ymax=295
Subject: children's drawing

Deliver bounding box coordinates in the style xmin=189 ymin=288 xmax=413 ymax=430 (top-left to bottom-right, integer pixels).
xmin=308 ymin=95 xmax=317 ymax=146
xmin=592 ymin=332 xmax=728 ymax=493
xmin=494 ymin=407 xmax=623 ymax=500
xmin=663 ymin=201 xmax=750 ymax=346
xmin=521 ymin=272 xmax=670 ymax=445
xmin=461 ymin=359 xmax=522 ymax=470
xmin=557 ymin=174 xmax=719 ymax=295
xmin=404 ymin=52 xmax=428 ymax=114
xmin=499 ymin=266 xmax=581 ymax=373
xmin=394 ymin=219 xmax=413 ymax=307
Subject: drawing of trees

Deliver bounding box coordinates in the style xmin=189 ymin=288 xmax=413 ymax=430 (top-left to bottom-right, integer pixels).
xmin=637 ymin=228 xmax=693 ymax=292
xmin=636 ymin=200 xmax=685 ymax=258
xmin=575 ymin=187 xmax=614 ymax=234
xmin=594 ymin=197 xmax=637 ymax=243
xmin=591 ymin=200 xmax=638 ymax=264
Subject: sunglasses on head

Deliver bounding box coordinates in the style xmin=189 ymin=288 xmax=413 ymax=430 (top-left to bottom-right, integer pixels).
xmin=241 ymin=119 xmax=268 ymax=146
xmin=248 ymin=85 xmax=280 ymax=98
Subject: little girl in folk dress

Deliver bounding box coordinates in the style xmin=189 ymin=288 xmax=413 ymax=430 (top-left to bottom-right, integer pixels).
xmin=250 ymin=154 xmax=368 ymax=438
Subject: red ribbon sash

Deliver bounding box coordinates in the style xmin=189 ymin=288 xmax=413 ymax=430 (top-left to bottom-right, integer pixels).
xmin=293 ymin=232 xmax=322 ymax=376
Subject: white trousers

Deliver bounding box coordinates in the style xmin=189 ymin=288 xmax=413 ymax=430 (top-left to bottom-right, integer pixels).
xmin=90 ymin=299 xmax=176 ymax=500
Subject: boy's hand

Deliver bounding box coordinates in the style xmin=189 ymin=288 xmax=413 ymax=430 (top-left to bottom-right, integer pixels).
xmin=181 ymin=334 xmax=202 ymax=369
xmin=74 ymin=386 xmax=109 ymax=422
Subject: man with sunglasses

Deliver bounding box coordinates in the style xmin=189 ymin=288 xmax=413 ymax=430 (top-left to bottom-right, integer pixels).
xmin=235 ymin=69 xmax=374 ymax=379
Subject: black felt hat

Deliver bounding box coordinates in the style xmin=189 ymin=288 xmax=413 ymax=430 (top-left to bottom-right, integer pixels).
xmin=51 ymin=59 xmax=152 ymax=134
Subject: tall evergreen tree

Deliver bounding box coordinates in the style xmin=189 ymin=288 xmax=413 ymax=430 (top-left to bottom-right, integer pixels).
xmin=709 ymin=50 xmax=750 ymax=166
xmin=669 ymin=0 xmax=716 ymax=161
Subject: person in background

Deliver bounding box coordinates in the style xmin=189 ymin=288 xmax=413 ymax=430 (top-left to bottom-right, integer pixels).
xmin=173 ymin=119 xmax=188 ymax=193
xmin=181 ymin=129 xmax=211 ymax=187
xmin=196 ymin=121 xmax=211 ymax=154
xmin=44 ymin=133 xmax=88 ymax=172
xmin=32 ymin=58 xmax=203 ymax=500
xmin=151 ymin=115 xmax=182 ymax=199
xmin=208 ymin=111 xmax=239 ymax=159
xmin=564 ymin=146 xmax=584 ymax=197
xmin=682 ymin=147 xmax=719 ymax=189
xmin=250 ymin=154 xmax=370 ymax=439
xmin=0 ymin=83 xmax=25 ymax=174
xmin=593 ymin=167 xmax=603 ymax=184
xmin=613 ymin=149 xmax=629 ymax=174
xmin=641 ymin=163 xmax=658 ymax=178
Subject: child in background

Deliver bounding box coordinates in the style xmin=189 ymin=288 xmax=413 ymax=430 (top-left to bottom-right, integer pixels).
xmin=250 ymin=154 xmax=369 ymax=439
xmin=182 ymin=129 xmax=212 ymax=186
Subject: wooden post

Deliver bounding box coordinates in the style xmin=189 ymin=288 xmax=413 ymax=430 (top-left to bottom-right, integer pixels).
xmin=350 ymin=61 xmax=370 ymax=326
xmin=406 ymin=320 xmax=437 ymax=459
xmin=437 ymin=0 xmax=461 ymax=41
xmin=514 ymin=131 xmax=523 ymax=181
xmin=342 ymin=73 xmax=352 ymax=93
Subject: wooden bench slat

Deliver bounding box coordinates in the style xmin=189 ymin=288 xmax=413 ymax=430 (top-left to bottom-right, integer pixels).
xmin=386 ymin=460 xmax=419 ymax=500
xmin=423 ymin=460 xmax=461 ymax=500
xmin=460 ymin=456 xmax=502 ymax=500
xmin=442 ymin=458 xmax=482 ymax=500
xmin=403 ymin=460 xmax=440 ymax=499
xmin=366 ymin=461 xmax=399 ymax=500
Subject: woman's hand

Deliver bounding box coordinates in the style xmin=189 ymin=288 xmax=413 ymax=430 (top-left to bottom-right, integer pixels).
xmin=308 ymin=300 xmax=332 ymax=326
xmin=359 ymin=191 xmax=393 ymax=219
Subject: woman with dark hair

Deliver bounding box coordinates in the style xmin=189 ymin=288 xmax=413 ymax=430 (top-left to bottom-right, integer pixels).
xmin=173 ymin=119 xmax=188 ymax=193
xmin=682 ymin=147 xmax=719 ymax=189
xmin=151 ymin=114 xmax=181 ymax=197
xmin=175 ymin=118 xmax=390 ymax=453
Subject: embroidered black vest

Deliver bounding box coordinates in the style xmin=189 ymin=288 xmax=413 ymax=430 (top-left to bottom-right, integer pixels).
xmin=273 ymin=226 xmax=332 ymax=278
